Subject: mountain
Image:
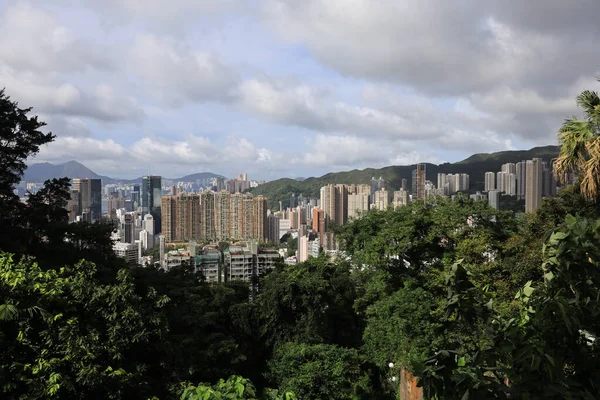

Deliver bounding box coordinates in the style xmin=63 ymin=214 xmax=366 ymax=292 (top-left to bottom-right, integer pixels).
xmin=248 ymin=145 xmax=560 ymax=209
xmin=23 ymin=161 xmax=115 ymax=184
xmin=175 ymin=172 xmax=224 ymax=182
xmin=22 ymin=161 xmax=224 ymax=185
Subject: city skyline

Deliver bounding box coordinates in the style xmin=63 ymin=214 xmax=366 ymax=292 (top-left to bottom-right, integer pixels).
xmin=1 ymin=1 xmax=598 ymax=180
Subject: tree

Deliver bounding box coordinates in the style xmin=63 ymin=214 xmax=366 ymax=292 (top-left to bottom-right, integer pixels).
xmin=0 ymin=89 xmax=54 ymax=255
xmin=180 ymin=375 xmax=296 ymax=400
xmin=257 ymin=256 xmax=363 ymax=350
xmin=418 ymin=215 xmax=600 ymax=399
xmin=0 ymin=253 xmax=169 ymax=399
xmin=267 ymin=343 xmax=370 ymax=400
xmin=554 ymin=77 xmax=600 ymax=201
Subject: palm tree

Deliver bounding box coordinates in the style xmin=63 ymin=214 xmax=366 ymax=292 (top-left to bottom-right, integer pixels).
xmin=554 ymin=77 xmax=600 ymax=201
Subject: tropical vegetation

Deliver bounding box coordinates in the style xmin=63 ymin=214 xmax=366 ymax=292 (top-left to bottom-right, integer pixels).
xmin=1 ymin=80 xmax=600 ymax=399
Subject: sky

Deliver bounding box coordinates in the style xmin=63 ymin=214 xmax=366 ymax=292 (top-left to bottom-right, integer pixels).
xmin=2 ymin=0 xmax=599 ymax=180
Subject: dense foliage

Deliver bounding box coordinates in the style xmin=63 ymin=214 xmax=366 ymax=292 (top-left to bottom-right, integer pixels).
xmin=1 ymin=83 xmax=600 ymax=399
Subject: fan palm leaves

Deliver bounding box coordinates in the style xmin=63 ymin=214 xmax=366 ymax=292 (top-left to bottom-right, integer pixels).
xmin=554 ymin=78 xmax=600 ymax=201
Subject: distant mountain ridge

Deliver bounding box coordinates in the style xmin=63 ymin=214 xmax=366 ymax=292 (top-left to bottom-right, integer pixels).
xmin=22 ymin=161 xmax=224 ymax=185
xmin=249 ymin=145 xmax=560 ymax=209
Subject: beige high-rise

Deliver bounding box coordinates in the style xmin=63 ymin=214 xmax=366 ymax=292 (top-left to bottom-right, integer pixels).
xmin=525 ymin=158 xmax=542 ymax=213
xmin=161 ymin=193 xmax=201 ymax=242
xmin=214 ymin=190 xmax=231 ymax=240
xmin=253 ymin=195 xmax=268 ymax=242
xmin=200 ymin=191 xmax=216 ymax=241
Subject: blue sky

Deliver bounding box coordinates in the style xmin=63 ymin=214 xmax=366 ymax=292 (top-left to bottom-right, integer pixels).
xmin=2 ymin=0 xmax=599 ymax=180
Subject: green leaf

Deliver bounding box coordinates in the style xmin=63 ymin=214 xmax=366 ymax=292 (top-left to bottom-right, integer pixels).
xmin=0 ymin=304 xmax=18 ymax=321
xmin=457 ymin=357 xmax=466 ymax=367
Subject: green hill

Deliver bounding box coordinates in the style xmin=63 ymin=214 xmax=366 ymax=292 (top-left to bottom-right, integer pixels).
xmin=249 ymin=145 xmax=560 ymax=209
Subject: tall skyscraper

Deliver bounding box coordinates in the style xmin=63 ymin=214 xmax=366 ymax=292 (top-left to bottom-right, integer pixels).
xmin=215 ymin=190 xmax=231 ymax=240
xmin=401 ymin=178 xmax=408 ymax=191
xmin=393 ymin=189 xmax=410 ymax=208
xmin=348 ymin=193 xmax=370 ymax=219
xmin=229 ymin=193 xmax=245 ymax=240
xmin=373 ymin=188 xmax=392 ymax=210
xmin=253 ymin=196 xmax=268 ymax=242
xmin=488 ymin=190 xmax=501 ymax=210
xmin=243 ymin=193 xmax=255 ymax=240
xmin=334 ymin=184 xmax=348 ymax=226
xmin=268 ymin=213 xmax=280 ymax=244
xmin=72 ymin=178 xmax=102 ymax=221
xmin=90 ymin=179 xmax=102 ymax=220
xmin=142 ymin=175 xmax=162 ymax=233
xmin=484 ymin=172 xmax=496 ymax=192
xmin=412 ymin=164 xmax=426 ymax=199
xmin=298 ymin=236 xmax=309 ymax=263
xmin=161 ymin=195 xmax=176 ymax=242
xmin=290 ymin=193 xmax=296 ymax=208
xmin=143 ymin=214 xmax=155 ymax=248
xmin=123 ymin=213 xmax=134 ymax=243
xmin=67 ymin=190 xmax=80 ymax=222
xmin=526 ymin=158 xmax=543 ymax=213
xmin=516 ymin=161 xmax=527 ymax=200
xmin=200 ymin=191 xmax=216 ymax=241
xmin=542 ymin=161 xmax=557 ymax=197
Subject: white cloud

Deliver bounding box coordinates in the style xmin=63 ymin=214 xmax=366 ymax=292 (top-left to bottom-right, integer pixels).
xmin=0 ymin=67 xmax=144 ymax=123
xmin=238 ymin=78 xmax=439 ymax=140
xmin=297 ymin=134 xmax=439 ymax=169
xmin=128 ymin=34 xmax=239 ymax=104
xmin=0 ymin=3 xmax=112 ymax=73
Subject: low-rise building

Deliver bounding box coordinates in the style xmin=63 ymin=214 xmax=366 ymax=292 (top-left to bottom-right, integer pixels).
xmin=195 ymin=248 xmax=222 ymax=283
xmin=113 ymin=242 xmax=138 ymax=265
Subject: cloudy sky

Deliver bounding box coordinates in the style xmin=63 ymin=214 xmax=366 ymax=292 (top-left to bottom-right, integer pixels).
xmin=2 ymin=0 xmax=599 ymax=180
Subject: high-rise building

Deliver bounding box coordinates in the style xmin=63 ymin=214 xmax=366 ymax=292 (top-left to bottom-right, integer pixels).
xmin=161 ymin=193 xmax=201 ymax=242
xmin=501 ymin=163 xmax=517 ymax=175
xmin=142 ymin=175 xmax=162 ymax=233
xmin=542 ymin=161 xmax=557 ymax=198
xmin=516 ymin=161 xmax=527 ymax=200
xmin=320 ymin=184 xmax=336 ymax=225
xmin=370 ymin=177 xmax=378 ymax=204
xmin=72 ymin=178 xmax=102 ymax=221
xmin=253 ymin=196 xmax=268 ymax=242
xmin=268 ymin=214 xmax=280 ymax=243
xmin=177 ymin=193 xmax=200 ymax=241
xmin=401 ymin=179 xmax=408 ymax=191
xmin=159 ymin=235 xmax=165 ymax=268
xmin=289 ymin=209 xmax=298 ymax=229
xmin=373 ymin=188 xmax=392 ymax=210
xmin=335 ymin=184 xmax=348 ymax=226
xmin=290 ymin=193 xmax=296 ymax=208
xmin=161 ymin=195 xmax=176 ymax=242
xmin=298 ymin=236 xmax=309 ymax=263
xmin=90 ymin=179 xmax=102 ymax=220
xmin=243 ymin=193 xmax=255 ymax=240
xmin=215 ymin=190 xmax=230 ymax=240
xmin=143 ymin=214 xmax=155 ymax=248
xmin=526 ymin=158 xmax=543 ymax=213
xmin=393 ymin=189 xmax=410 ymax=208
xmin=200 ymin=191 xmax=216 ymax=241
xmin=348 ymin=193 xmax=370 ymax=219
xmin=230 ymin=193 xmax=245 ymax=240
xmin=484 ymin=172 xmax=496 ymax=192
xmin=412 ymin=164 xmax=426 ymax=199
xmin=123 ymin=213 xmax=135 ymax=243
xmin=488 ymin=190 xmax=501 ymax=210
xmin=67 ymin=190 xmax=80 ymax=222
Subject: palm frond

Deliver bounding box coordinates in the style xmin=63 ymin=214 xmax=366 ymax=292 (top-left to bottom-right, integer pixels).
xmin=580 ymin=137 xmax=600 ymax=201
xmin=554 ymin=118 xmax=594 ymax=183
